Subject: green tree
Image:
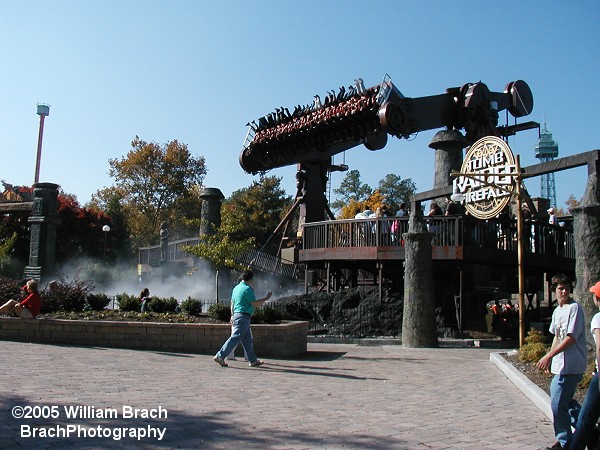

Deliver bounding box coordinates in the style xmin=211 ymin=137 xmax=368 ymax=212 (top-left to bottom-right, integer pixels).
xmin=0 ymin=232 xmax=19 ymax=277
xmin=377 ymin=174 xmax=417 ymax=215
xmin=332 ymin=169 xmax=372 ymax=211
xmin=225 ymin=176 xmax=293 ymax=254
xmin=99 ymin=190 xmax=134 ymax=262
xmin=184 ymin=212 xmax=255 ymax=301
xmin=185 ymin=214 xmax=255 ymax=270
xmin=91 ymin=136 xmax=207 ymax=249
xmin=0 ymin=212 xmax=30 ymax=270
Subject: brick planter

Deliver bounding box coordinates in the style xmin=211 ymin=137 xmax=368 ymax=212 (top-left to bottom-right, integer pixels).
xmin=0 ymin=318 xmax=309 ymax=357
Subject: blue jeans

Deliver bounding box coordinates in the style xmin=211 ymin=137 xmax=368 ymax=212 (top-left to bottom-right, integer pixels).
xmin=215 ymin=313 xmax=258 ymax=364
xmin=567 ymin=373 xmax=600 ymax=450
xmin=551 ymin=373 xmax=583 ymax=447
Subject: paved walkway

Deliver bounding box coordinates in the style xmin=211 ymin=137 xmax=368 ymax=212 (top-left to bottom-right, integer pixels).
xmin=0 ymin=342 xmax=555 ymax=449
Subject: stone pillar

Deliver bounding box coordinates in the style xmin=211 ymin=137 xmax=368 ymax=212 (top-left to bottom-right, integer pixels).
xmin=402 ymin=205 xmax=438 ymax=347
xmin=24 ymin=182 xmax=59 ymax=281
xmin=198 ymin=187 xmax=227 ymax=296
xmin=571 ymin=166 xmax=600 ymax=344
xmin=429 ymin=130 xmax=468 ymax=205
xmin=199 ymin=187 xmax=225 ymax=237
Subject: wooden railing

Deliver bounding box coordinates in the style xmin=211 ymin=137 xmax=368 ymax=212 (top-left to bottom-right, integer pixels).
xmin=302 ymin=216 xmax=575 ymax=259
xmin=139 ymin=238 xmax=303 ymax=281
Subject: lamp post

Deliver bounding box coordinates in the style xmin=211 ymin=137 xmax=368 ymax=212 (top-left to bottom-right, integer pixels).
xmin=102 ymin=225 xmax=111 ymax=262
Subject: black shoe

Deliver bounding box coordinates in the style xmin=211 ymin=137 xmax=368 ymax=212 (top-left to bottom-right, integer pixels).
xmin=544 ymin=442 xmax=563 ymax=450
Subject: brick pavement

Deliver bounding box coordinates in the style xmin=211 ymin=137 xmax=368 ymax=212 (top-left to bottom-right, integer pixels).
xmin=0 ymin=342 xmax=555 ymax=449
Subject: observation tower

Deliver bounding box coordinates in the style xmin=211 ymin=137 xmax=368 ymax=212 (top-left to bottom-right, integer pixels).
xmin=534 ymin=122 xmax=559 ymax=209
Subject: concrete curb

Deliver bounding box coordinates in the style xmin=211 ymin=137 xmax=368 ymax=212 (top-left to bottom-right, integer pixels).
xmin=490 ymin=350 xmax=552 ymax=420
xmin=307 ymin=336 xmax=518 ymax=348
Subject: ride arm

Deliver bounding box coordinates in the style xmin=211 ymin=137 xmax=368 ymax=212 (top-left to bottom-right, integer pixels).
xmin=239 ymin=79 xmax=533 ymax=174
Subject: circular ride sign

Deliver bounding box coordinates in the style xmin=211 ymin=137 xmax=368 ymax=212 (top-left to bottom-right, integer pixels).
xmin=454 ymin=136 xmax=517 ymax=220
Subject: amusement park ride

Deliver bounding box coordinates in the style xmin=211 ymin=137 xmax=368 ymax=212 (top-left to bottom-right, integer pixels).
xmin=239 ymin=75 xmax=535 ymax=230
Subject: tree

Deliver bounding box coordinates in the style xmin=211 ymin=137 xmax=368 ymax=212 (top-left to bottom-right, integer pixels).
xmin=338 ymin=190 xmax=387 ymax=219
xmin=0 ymin=232 xmax=19 ymax=278
xmin=184 ymin=211 xmax=256 ymax=301
xmin=101 ymin=190 xmax=134 ymax=261
xmin=185 ymin=213 xmax=256 ymax=271
xmin=377 ymin=174 xmax=417 ymax=215
xmin=55 ymin=193 xmax=114 ymax=263
xmin=332 ymin=170 xmax=372 ymax=211
xmin=225 ymin=176 xmax=293 ymax=254
xmin=564 ymin=194 xmax=581 ymax=214
xmin=91 ymin=136 xmax=207 ymax=249
xmin=0 ymin=211 xmax=30 ymax=268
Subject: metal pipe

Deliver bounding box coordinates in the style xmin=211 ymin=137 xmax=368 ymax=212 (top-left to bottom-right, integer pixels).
xmin=34 ymin=114 xmax=46 ymax=184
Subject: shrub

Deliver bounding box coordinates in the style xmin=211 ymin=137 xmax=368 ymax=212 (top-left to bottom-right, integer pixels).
xmin=86 ymin=293 xmax=112 ymax=311
xmin=0 ymin=278 xmax=23 ymax=301
xmin=116 ymin=293 xmax=141 ymax=312
xmin=40 ymin=277 xmax=94 ymax=313
xmin=518 ymin=342 xmax=548 ymax=363
xmin=579 ymin=359 xmax=596 ymax=390
xmin=518 ymin=329 xmax=550 ymax=363
xmin=180 ymin=297 xmax=203 ymax=316
xmin=253 ymin=305 xmax=283 ymax=324
xmin=147 ymin=297 xmax=178 ymax=314
xmin=524 ymin=328 xmax=547 ymax=345
xmin=207 ymin=303 xmax=231 ymax=322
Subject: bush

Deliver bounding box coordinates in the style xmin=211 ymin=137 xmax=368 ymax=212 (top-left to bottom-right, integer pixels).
xmin=116 ymin=293 xmax=141 ymax=312
xmin=524 ymin=328 xmax=547 ymax=345
xmin=206 ymin=303 xmax=283 ymax=323
xmin=207 ymin=303 xmax=231 ymax=322
xmin=580 ymin=359 xmax=596 ymax=390
xmin=86 ymin=293 xmax=112 ymax=311
xmin=0 ymin=278 xmax=24 ymax=302
xmin=180 ymin=297 xmax=203 ymax=316
xmin=40 ymin=277 xmax=94 ymax=313
xmin=147 ymin=297 xmax=178 ymax=314
xmin=253 ymin=305 xmax=283 ymax=324
xmin=518 ymin=329 xmax=550 ymax=363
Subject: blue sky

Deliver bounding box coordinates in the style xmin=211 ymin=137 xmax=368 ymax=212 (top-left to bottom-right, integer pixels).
xmin=1 ymin=1 xmax=599 ymax=211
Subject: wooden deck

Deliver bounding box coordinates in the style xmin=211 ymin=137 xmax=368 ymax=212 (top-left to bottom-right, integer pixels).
xmin=300 ymin=215 xmax=575 ymax=273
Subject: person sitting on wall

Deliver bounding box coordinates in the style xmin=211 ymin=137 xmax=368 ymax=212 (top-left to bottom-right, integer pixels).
xmin=0 ymin=279 xmax=42 ymax=319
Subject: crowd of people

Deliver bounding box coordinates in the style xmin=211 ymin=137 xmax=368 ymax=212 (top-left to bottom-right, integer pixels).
xmin=249 ymin=82 xmax=381 ymax=147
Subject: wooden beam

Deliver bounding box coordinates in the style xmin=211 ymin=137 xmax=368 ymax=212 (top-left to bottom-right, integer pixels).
xmin=0 ymin=202 xmax=33 ymax=213
xmin=412 ymin=149 xmax=600 ymax=203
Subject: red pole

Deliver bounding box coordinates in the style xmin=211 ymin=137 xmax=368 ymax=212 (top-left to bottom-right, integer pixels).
xmin=34 ymin=113 xmax=45 ymax=184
